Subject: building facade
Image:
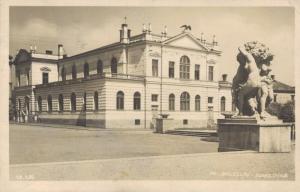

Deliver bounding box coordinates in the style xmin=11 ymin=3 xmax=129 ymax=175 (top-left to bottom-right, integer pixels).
xmin=13 ymin=22 xmax=233 ymax=129
xmin=271 ymin=75 xmax=295 ymax=104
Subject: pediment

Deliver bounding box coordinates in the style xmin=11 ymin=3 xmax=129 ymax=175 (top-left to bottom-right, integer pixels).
xmin=164 ymin=33 xmax=208 ymax=51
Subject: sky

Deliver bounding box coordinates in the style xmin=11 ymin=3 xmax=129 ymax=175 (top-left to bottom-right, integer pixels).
xmin=9 ymin=7 xmax=295 ymax=85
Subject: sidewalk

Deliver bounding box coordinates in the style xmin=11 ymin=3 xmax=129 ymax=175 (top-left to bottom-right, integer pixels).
xmin=10 ymin=149 xmax=295 ymax=180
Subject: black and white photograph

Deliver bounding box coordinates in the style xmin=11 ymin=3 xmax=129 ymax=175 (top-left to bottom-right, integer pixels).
xmin=1 ymin=0 xmax=299 ymax=192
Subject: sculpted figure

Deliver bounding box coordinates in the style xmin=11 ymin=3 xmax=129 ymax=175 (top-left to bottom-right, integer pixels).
xmin=232 ymin=41 xmax=274 ymax=119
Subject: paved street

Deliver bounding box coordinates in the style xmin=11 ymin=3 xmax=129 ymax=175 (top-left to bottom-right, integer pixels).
xmin=9 ymin=123 xmax=295 ymax=180
xmin=9 ymin=123 xmax=218 ymax=164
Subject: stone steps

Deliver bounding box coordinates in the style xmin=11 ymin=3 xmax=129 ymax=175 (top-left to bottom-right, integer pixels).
xmin=164 ymin=129 xmax=218 ymax=137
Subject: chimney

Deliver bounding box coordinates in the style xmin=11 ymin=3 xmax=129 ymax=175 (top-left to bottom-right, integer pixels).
xmin=120 ymin=23 xmax=129 ymax=44
xmin=148 ymin=23 xmax=152 ymax=34
xmin=142 ymin=23 xmax=147 ymax=33
xmin=271 ymin=75 xmax=275 ymax=80
xmin=222 ymin=74 xmax=228 ymax=81
xmin=58 ymin=44 xmax=64 ymax=58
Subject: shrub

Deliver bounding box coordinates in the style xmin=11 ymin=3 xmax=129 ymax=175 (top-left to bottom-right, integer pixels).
xmin=266 ymin=102 xmax=282 ymax=117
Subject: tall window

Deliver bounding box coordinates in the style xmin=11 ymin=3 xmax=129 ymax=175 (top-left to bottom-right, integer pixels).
xmin=97 ymin=60 xmax=103 ymax=75
xmin=180 ymin=56 xmax=190 ymax=79
xmin=47 ymin=95 xmax=52 ymax=112
xmin=232 ymin=102 xmax=236 ymax=112
xmin=111 ymin=57 xmax=118 ymax=74
xmin=208 ymin=97 xmax=213 ymax=104
xmin=16 ymin=70 xmax=20 ymax=86
xmin=61 ymin=67 xmax=66 ymax=81
xmin=25 ymin=96 xmax=30 ymax=113
xmin=38 ymin=96 xmax=42 ymax=112
xmin=42 ymin=72 xmax=49 ymax=84
xmin=72 ymin=64 xmax=77 ymax=79
xmin=274 ymin=94 xmax=277 ymax=102
xmin=195 ymin=64 xmax=200 ymax=80
xmin=71 ymin=93 xmax=76 ymax=111
xmin=116 ymin=91 xmax=124 ymax=110
xmin=195 ymin=95 xmax=201 ymax=111
xmin=169 ymin=94 xmax=175 ymax=111
xmin=133 ymin=92 xmax=141 ymax=110
xmin=59 ymin=94 xmax=64 ymax=112
xmin=152 ymin=59 xmax=158 ymax=77
xmin=84 ymin=63 xmax=89 ymax=78
xmin=83 ymin=92 xmax=87 ymax=111
xmin=18 ymin=99 xmax=21 ymax=111
xmin=221 ymin=96 xmax=226 ymax=112
xmin=180 ymin=92 xmax=190 ymax=111
xmin=94 ymin=91 xmax=99 ymax=111
xmin=169 ymin=61 xmax=175 ymax=78
xmin=208 ymin=66 xmax=214 ymax=81
xmin=26 ymin=69 xmax=30 ymax=85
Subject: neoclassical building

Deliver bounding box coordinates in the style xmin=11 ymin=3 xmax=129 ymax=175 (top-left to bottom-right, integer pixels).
xmin=13 ymin=22 xmax=232 ymax=129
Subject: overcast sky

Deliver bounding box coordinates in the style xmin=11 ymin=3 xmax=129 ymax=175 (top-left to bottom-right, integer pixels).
xmin=9 ymin=7 xmax=295 ymax=85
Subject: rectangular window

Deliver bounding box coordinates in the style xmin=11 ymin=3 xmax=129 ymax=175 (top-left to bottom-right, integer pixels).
xmin=183 ymin=119 xmax=188 ymax=125
xmin=152 ymin=59 xmax=158 ymax=77
xmin=135 ymin=119 xmax=141 ymax=125
xmin=208 ymin=66 xmax=214 ymax=81
xmin=169 ymin=61 xmax=175 ymax=78
xmin=208 ymin=97 xmax=213 ymax=104
xmin=42 ymin=73 xmax=49 ymax=84
xmin=152 ymin=94 xmax=158 ymax=102
xmin=195 ymin=64 xmax=200 ymax=80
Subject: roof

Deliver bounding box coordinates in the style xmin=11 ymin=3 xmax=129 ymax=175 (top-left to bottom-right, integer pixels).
xmin=273 ymin=80 xmax=295 ymax=93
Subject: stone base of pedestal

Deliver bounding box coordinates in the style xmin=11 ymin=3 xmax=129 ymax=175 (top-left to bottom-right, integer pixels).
xmin=217 ymin=117 xmax=292 ymax=153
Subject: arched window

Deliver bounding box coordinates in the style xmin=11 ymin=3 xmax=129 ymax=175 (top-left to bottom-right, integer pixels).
xmin=195 ymin=95 xmax=201 ymax=111
xmin=116 ymin=91 xmax=124 ymax=110
xmin=169 ymin=94 xmax=175 ymax=111
xmin=61 ymin=67 xmax=66 ymax=81
xmin=97 ymin=60 xmax=103 ymax=75
xmin=71 ymin=93 xmax=76 ymax=112
xmin=221 ymin=96 xmax=226 ymax=112
xmin=133 ymin=92 xmax=141 ymax=110
xmin=180 ymin=92 xmax=190 ymax=111
xmin=25 ymin=96 xmax=30 ymax=113
xmin=111 ymin=57 xmax=118 ymax=74
xmin=47 ymin=95 xmax=52 ymax=112
xmin=84 ymin=63 xmax=89 ymax=78
xmin=180 ymin=55 xmax=190 ymax=79
xmin=38 ymin=96 xmax=42 ymax=112
xmin=83 ymin=92 xmax=87 ymax=111
xmin=94 ymin=91 xmax=99 ymax=111
xmin=72 ymin=64 xmax=77 ymax=80
xmin=59 ymin=94 xmax=64 ymax=112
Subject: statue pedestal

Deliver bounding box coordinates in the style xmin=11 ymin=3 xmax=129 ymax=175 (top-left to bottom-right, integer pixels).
xmin=217 ymin=117 xmax=292 ymax=152
xmin=156 ymin=118 xmax=174 ymax=133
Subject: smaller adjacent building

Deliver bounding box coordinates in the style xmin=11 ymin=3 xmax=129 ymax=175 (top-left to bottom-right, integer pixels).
xmin=271 ymin=75 xmax=295 ymax=104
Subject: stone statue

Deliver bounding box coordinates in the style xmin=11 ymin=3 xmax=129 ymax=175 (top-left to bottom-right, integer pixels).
xmin=232 ymin=41 xmax=274 ymax=119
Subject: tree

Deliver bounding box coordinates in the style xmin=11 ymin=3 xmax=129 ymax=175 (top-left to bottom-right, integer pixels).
xmin=279 ymin=101 xmax=295 ymax=122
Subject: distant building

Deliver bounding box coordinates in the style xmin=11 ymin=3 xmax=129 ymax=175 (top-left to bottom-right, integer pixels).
xmin=12 ymin=21 xmax=234 ymax=129
xmin=271 ymin=75 xmax=295 ymax=104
